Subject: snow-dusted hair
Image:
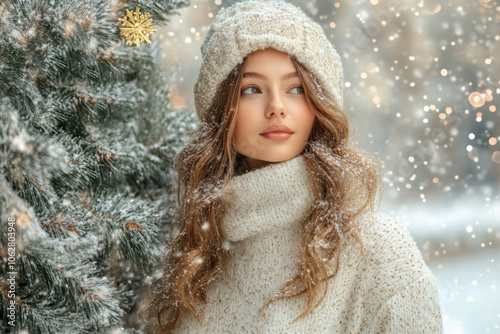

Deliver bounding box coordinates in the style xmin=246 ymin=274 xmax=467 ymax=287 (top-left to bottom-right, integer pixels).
xmin=146 ymin=54 xmax=382 ymax=333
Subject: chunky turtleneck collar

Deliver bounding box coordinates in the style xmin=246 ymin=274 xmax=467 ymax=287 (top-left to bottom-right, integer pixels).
xmin=221 ymin=154 xmax=314 ymax=242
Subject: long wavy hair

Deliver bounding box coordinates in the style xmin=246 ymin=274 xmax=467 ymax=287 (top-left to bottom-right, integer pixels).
xmin=144 ymin=51 xmax=382 ymax=333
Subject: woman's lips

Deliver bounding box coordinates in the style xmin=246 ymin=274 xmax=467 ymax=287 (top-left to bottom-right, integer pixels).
xmin=260 ymin=132 xmax=293 ymax=140
xmin=260 ymin=124 xmax=293 ymax=135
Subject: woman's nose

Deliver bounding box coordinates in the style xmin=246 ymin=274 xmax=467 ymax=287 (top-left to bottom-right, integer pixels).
xmin=265 ymin=90 xmax=287 ymax=118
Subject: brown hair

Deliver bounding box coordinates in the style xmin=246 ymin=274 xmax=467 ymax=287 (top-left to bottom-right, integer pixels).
xmin=143 ymin=52 xmax=382 ymax=333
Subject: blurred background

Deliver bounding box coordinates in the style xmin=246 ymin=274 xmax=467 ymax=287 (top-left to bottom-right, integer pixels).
xmin=155 ymin=0 xmax=499 ymax=332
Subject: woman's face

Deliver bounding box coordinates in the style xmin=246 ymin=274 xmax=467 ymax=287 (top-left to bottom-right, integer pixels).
xmin=233 ymin=48 xmax=316 ymax=173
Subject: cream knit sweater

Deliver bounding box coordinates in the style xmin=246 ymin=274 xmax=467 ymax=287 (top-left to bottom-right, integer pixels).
xmin=173 ymin=154 xmax=443 ymax=333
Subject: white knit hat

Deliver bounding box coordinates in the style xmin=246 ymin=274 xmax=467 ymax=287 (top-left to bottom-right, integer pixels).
xmin=194 ymin=0 xmax=344 ymax=120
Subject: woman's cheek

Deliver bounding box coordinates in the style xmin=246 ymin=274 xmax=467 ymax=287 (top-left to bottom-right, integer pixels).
xmin=237 ymin=106 xmax=259 ymax=135
xmin=234 ymin=109 xmax=251 ymax=142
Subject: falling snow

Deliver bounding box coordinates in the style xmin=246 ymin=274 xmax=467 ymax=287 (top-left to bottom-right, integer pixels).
xmin=158 ymin=0 xmax=500 ymax=332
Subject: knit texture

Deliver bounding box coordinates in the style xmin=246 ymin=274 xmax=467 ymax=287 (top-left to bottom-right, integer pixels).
xmin=173 ymin=154 xmax=443 ymax=333
xmin=194 ymin=0 xmax=344 ymax=120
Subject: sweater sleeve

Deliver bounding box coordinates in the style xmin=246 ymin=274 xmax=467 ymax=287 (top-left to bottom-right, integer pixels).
xmin=363 ymin=272 xmax=443 ymax=333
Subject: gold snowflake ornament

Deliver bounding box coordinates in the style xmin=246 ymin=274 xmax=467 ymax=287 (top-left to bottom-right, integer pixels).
xmin=118 ymin=7 xmax=157 ymax=47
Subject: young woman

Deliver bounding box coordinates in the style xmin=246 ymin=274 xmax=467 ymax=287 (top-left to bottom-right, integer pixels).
xmin=146 ymin=1 xmax=443 ymax=333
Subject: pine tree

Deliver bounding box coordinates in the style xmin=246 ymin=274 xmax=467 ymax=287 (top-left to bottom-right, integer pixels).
xmin=0 ymin=0 xmax=197 ymax=332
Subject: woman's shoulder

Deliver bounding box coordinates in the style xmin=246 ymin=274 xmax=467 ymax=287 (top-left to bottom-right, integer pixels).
xmin=350 ymin=211 xmax=436 ymax=291
xmin=331 ymin=211 xmax=443 ymax=332
xmin=356 ymin=210 xmax=430 ymax=264
xmin=357 ymin=211 xmax=424 ymax=257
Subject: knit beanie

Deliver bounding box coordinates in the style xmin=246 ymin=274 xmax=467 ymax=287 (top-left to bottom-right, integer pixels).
xmin=194 ymin=0 xmax=344 ymax=120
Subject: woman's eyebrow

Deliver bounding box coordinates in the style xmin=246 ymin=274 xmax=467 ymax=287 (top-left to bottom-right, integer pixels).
xmin=242 ymin=72 xmax=299 ymax=81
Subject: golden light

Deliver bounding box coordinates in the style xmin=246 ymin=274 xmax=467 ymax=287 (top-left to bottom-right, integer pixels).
xmin=439 ymin=113 xmax=446 ymax=120
xmin=440 ymin=69 xmax=448 ymax=76
xmin=490 ymin=105 xmax=496 ymax=112
xmin=334 ymin=2 xmax=340 ymax=8
xmin=366 ymin=62 xmax=379 ymax=72
xmin=171 ymin=86 xmax=185 ymax=109
xmin=489 ymin=137 xmax=498 ymax=145
xmin=432 ymin=178 xmax=439 ymax=184
xmin=330 ymin=22 xmax=336 ymax=28
xmin=468 ymin=92 xmax=485 ymax=108
xmin=405 ymin=184 xmax=412 ymax=189
xmin=445 ymin=107 xmax=453 ymax=114
xmin=372 ymin=96 xmax=381 ymax=104
xmin=492 ymin=151 xmax=500 ymax=164
xmin=432 ymin=4 xmax=442 ymax=14
xmin=485 ymin=93 xmax=493 ymax=102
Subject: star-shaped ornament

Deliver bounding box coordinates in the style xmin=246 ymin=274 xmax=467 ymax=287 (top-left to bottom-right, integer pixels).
xmin=118 ymin=7 xmax=157 ymax=47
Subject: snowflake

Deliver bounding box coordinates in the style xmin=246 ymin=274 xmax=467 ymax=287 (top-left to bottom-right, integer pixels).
xmin=118 ymin=7 xmax=157 ymax=47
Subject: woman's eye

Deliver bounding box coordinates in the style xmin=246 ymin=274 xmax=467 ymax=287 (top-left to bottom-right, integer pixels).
xmin=241 ymin=86 xmax=260 ymax=95
xmin=241 ymin=85 xmax=304 ymax=95
xmin=290 ymin=86 xmax=305 ymax=94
